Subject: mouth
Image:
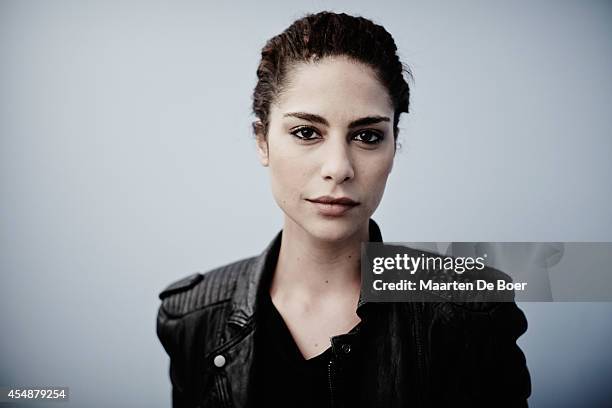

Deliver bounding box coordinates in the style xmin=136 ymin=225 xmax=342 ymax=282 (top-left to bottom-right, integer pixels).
xmin=307 ymin=196 xmax=360 ymax=206
xmin=306 ymin=196 xmax=360 ymax=217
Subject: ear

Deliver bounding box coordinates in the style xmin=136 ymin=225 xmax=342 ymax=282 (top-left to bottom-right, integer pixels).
xmin=255 ymin=128 xmax=269 ymax=167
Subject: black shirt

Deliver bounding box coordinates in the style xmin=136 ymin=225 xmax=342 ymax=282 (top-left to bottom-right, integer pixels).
xmin=249 ymin=290 xmax=362 ymax=408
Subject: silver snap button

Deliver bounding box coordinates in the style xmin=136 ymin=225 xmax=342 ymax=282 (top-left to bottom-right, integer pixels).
xmin=213 ymin=354 xmax=226 ymax=368
xmin=341 ymin=344 xmax=351 ymax=354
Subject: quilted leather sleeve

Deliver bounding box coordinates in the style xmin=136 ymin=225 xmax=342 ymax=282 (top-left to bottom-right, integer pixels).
xmin=157 ymin=302 xmax=192 ymax=407
xmin=429 ymin=301 xmax=531 ymax=407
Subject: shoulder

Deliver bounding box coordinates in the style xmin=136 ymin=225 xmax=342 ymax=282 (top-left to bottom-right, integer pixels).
xmin=432 ymin=264 xmax=517 ymax=312
xmin=407 ymin=252 xmax=527 ymax=329
xmin=426 ymin=264 xmax=526 ymax=329
xmin=157 ymin=255 xmax=257 ymax=319
xmin=426 ymin=299 xmax=528 ymax=342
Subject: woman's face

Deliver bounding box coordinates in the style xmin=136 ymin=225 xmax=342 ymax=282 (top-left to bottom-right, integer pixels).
xmin=256 ymin=55 xmax=396 ymax=242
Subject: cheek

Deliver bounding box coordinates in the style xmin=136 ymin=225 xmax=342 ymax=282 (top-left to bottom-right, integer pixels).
xmin=268 ymin=145 xmax=309 ymax=204
xmin=362 ymin=156 xmax=394 ymax=201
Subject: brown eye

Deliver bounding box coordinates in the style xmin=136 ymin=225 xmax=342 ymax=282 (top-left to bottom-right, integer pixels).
xmin=353 ymin=130 xmax=384 ymax=144
xmin=290 ymin=126 xmax=319 ymax=141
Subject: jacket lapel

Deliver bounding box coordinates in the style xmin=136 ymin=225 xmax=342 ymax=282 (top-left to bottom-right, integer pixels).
xmin=220 ymin=218 xmax=384 ymax=407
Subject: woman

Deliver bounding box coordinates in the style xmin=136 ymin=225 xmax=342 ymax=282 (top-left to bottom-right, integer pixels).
xmin=157 ymin=11 xmax=531 ymax=408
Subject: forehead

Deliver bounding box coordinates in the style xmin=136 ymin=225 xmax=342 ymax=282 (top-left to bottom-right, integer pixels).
xmin=272 ymin=56 xmax=393 ymax=121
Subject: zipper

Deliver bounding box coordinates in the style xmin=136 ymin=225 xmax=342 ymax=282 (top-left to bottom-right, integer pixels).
xmin=412 ymin=302 xmax=427 ymax=406
xmin=327 ymin=358 xmax=336 ymax=408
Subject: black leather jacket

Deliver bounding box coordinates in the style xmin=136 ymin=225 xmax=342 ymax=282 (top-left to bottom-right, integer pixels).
xmin=157 ymin=219 xmax=531 ymax=407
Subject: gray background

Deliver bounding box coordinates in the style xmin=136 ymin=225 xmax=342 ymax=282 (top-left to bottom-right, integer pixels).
xmin=1 ymin=0 xmax=611 ymax=406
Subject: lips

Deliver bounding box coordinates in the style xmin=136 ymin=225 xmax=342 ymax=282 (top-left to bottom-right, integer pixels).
xmin=307 ymin=196 xmax=359 ymax=206
xmin=306 ymin=196 xmax=359 ymax=217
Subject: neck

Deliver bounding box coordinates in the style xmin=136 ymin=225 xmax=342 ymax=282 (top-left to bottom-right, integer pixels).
xmin=270 ymin=215 xmax=369 ymax=304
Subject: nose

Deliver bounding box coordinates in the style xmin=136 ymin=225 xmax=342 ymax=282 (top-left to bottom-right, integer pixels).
xmin=319 ymin=137 xmax=354 ymax=183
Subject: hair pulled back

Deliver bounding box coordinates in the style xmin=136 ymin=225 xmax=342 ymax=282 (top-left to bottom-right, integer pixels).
xmin=252 ymin=11 xmax=411 ymax=140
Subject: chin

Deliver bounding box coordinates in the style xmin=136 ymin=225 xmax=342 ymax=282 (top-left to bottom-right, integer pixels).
xmin=302 ymin=214 xmax=364 ymax=243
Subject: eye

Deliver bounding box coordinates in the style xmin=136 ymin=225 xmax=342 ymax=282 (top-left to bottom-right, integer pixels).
xmin=353 ymin=130 xmax=384 ymax=145
xmin=290 ymin=126 xmax=320 ymax=141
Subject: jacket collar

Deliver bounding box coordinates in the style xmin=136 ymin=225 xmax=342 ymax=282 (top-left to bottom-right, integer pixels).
xmin=228 ymin=218 xmax=383 ymax=327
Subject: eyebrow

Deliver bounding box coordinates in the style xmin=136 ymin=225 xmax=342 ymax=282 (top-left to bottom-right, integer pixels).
xmin=283 ymin=112 xmax=391 ymax=128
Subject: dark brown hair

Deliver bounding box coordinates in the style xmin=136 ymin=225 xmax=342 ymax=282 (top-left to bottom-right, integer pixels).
xmin=252 ymin=11 xmax=411 ymax=141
